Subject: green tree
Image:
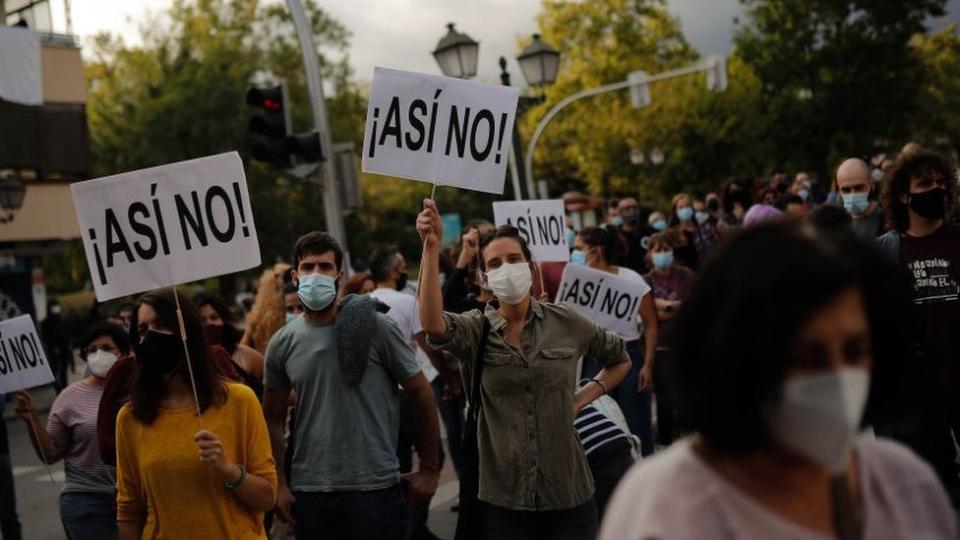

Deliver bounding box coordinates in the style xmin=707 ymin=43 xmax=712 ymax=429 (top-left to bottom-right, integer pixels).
xmin=78 ymin=0 xmax=361 ymax=290
xmin=734 ymin=0 xmax=947 ymax=176
xmin=521 ymin=0 xmax=767 ymax=205
xmin=910 ymin=24 xmax=960 ymax=156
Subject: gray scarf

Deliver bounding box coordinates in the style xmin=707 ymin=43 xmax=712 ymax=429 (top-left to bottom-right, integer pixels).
xmin=335 ymin=294 xmax=389 ymax=385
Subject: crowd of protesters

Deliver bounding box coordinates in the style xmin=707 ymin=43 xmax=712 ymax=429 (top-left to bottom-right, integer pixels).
xmin=0 ymin=141 xmax=955 ymax=539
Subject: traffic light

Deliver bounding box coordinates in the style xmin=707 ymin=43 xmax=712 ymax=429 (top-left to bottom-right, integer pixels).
xmin=246 ymin=85 xmax=289 ymax=166
xmin=285 ymin=131 xmax=323 ymax=163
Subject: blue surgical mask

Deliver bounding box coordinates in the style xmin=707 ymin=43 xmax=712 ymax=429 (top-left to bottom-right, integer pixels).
xmin=677 ymin=207 xmax=694 ymax=222
xmin=610 ymin=216 xmax=624 ymax=227
xmin=297 ymin=273 xmax=337 ymax=312
xmin=652 ymin=251 xmax=674 ymax=269
xmin=285 ymin=313 xmax=298 ymax=325
xmin=695 ymin=211 xmax=710 ymax=225
xmin=841 ymin=192 xmax=870 ymax=215
xmin=652 ymin=219 xmax=667 ymax=232
xmin=570 ymin=250 xmax=588 ymax=267
xmin=798 ymin=189 xmax=810 ymax=202
xmin=566 ymin=229 xmax=576 ymax=248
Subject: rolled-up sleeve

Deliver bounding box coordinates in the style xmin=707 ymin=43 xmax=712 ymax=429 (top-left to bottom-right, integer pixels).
xmin=569 ymin=309 xmax=627 ymax=367
xmin=425 ymin=310 xmax=484 ymax=364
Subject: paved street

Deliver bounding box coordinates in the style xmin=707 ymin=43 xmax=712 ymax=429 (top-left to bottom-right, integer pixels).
xmin=2 ymin=367 xmax=462 ymax=540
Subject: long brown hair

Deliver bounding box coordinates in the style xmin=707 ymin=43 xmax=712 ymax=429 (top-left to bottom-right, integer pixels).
xmin=129 ymin=289 xmax=227 ymax=425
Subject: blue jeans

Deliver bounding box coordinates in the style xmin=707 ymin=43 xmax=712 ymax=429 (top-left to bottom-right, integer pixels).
xmin=59 ymin=491 xmax=117 ymax=540
xmin=582 ymin=339 xmax=654 ymax=455
xmin=292 ymin=484 xmax=410 ymax=540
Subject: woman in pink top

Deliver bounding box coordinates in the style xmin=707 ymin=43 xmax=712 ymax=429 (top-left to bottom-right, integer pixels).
xmin=15 ymin=321 xmax=130 ymax=540
xmin=600 ymin=222 xmax=957 ymax=540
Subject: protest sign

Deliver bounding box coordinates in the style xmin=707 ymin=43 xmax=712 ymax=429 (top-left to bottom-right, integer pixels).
xmin=556 ymin=264 xmax=650 ymax=339
xmin=71 ymin=152 xmax=260 ymax=302
xmin=493 ymin=199 xmax=568 ymax=262
xmin=0 ymin=315 xmax=54 ymax=394
xmin=362 ymin=67 xmax=519 ymax=194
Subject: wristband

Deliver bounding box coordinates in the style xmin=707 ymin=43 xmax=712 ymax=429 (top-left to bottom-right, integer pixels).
xmin=589 ymin=378 xmax=608 ymax=395
xmin=224 ymin=464 xmax=247 ymax=490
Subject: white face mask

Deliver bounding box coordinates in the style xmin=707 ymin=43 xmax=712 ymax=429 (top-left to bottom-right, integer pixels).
xmin=87 ymin=350 xmax=119 ymax=379
xmin=485 ymin=263 xmax=533 ymax=305
xmin=768 ymin=368 xmax=870 ymax=474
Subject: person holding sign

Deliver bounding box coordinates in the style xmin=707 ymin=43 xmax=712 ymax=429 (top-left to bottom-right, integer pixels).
xmin=15 ymin=322 xmax=129 ymax=540
xmin=416 ymin=200 xmax=631 ymax=540
xmin=572 ymin=226 xmax=659 ymax=456
xmin=115 ymin=289 xmax=277 ymax=540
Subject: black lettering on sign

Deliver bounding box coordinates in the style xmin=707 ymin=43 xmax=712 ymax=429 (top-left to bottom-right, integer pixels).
xmin=128 ymin=201 xmax=158 ymax=260
xmin=9 ymin=335 xmax=27 ymax=371
xmin=175 ymin=191 xmax=209 ymax=251
xmin=105 ymin=209 xmax=135 ymax=268
xmin=445 ymin=105 xmax=471 ymax=158
xmin=367 ymin=87 xmax=510 ymax=165
xmin=405 ymin=99 xmax=427 ymax=150
xmin=591 ymin=279 xmax=605 ymax=309
xmin=0 ymin=334 xmax=8 ymax=375
xmin=561 ymin=278 xmax=580 ymax=304
xmin=204 ymin=186 xmax=235 ymax=243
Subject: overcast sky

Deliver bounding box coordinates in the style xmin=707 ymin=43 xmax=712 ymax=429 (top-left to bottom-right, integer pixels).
xmin=68 ymin=0 xmax=959 ymax=85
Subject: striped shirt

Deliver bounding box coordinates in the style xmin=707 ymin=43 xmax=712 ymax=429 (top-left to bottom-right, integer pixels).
xmin=574 ymin=403 xmax=631 ymax=466
xmin=45 ymin=380 xmax=115 ymax=494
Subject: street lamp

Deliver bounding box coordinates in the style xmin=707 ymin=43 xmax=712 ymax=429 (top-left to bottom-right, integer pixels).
xmin=650 ymin=147 xmax=665 ymax=166
xmin=516 ymin=34 xmax=560 ymax=87
xmin=0 ymin=177 xmax=26 ymax=224
xmin=432 ymin=23 xmax=479 ymax=79
xmin=629 ymin=148 xmax=645 ymax=166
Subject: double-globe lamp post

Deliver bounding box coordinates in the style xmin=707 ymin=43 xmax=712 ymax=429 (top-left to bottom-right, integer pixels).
xmin=432 ymin=24 xmax=560 ymax=200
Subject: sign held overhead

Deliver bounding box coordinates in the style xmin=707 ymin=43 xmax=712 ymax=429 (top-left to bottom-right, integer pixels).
xmin=493 ymin=200 xmax=569 ymax=262
xmin=71 ymin=152 xmax=261 ymax=302
xmin=362 ymin=67 xmax=519 ymax=194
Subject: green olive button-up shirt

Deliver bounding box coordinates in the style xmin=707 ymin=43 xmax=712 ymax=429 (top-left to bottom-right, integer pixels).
xmin=428 ymin=300 xmax=628 ymax=511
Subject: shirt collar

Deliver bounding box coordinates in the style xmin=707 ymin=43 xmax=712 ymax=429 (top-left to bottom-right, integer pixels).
xmin=484 ymin=298 xmax=544 ymax=331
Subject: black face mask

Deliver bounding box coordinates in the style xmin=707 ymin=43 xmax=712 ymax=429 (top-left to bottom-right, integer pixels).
xmin=136 ymin=330 xmax=184 ymax=379
xmin=622 ymin=208 xmax=640 ymax=223
xmin=707 ymin=199 xmax=721 ymax=212
xmin=909 ymin=187 xmax=947 ymax=221
xmin=395 ymin=271 xmax=409 ymax=292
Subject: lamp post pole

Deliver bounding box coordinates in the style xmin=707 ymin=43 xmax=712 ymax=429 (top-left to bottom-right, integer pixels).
xmin=524 ymin=58 xmax=725 ymax=194
xmin=286 ymin=0 xmax=349 ymax=266
xmin=499 ymin=57 xmax=527 ymax=200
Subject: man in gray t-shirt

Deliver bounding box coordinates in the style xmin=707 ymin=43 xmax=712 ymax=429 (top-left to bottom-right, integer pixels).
xmin=262 ymin=232 xmax=440 ymax=540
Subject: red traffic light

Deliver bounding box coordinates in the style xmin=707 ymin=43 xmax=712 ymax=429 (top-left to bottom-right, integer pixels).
xmin=246 ymin=86 xmax=284 ymax=110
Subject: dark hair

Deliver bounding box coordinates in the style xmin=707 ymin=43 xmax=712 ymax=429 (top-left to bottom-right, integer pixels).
xmin=807 ymin=204 xmax=852 ymax=234
xmin=343 ymin=273 xmax=374 ymax=296
xmin=129 ymin=289 xmax=227 ymax=425
xmin=80 ymin=321 xmax=131 ymax=359
xmin=283 ymin=282 xmax=298 ymax=296
xmin=774 ymin=193 xmax=804 ymax=212
xmin=368 ymin=245 xmax=400 ymax=283
xmin=577 ymin=225 xmax=626 ymax=265
xmin=721 ymin=179 xmax=753 ymax=214
xmin=882 ymin=150 xmax=956 ymax=232
xmin=670 ymin=222 xmax=913 ymax=454
xmin=478 ymin=225 xmax=533 ymax=270
xmin=292 ymin=231 xmax=343 ymax=271
xmin=193 ymin=293 xmax=242 ymax=355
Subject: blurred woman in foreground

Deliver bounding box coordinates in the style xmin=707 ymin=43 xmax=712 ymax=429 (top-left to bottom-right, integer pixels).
xmin=601 ymin=222 xmax=957 ymax=539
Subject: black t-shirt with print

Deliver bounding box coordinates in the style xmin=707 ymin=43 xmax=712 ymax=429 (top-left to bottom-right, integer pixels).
xmin=901 ymin=223 xmax=960 ymax=404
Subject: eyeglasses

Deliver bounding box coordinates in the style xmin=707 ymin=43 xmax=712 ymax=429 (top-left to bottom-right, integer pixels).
xmin=84 ymin=343 xmax=118 ymax=356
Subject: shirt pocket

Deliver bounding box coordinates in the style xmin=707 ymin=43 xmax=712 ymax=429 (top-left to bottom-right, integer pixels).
xmin=539 ymin=346 xmax=577 ymax=389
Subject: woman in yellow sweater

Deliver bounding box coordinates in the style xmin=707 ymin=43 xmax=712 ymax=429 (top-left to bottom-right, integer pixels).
xmin=116 ymin=289 xmax=277 ymax=540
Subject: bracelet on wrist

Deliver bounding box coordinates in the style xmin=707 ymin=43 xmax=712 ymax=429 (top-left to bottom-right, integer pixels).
xmin=589 ymin=378 xmax=608 ymax=395
xmin=224 ymin=464 xmax=247 ymax=490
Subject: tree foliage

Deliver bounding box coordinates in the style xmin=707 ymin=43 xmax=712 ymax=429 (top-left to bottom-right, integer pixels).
xmin=734 ymin=0 xmax=947 ymax=175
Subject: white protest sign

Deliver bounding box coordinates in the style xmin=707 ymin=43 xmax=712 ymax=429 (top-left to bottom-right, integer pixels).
xmin=0 ymin=315 xmax=55 ymax=394
xmin=556 ymin=264 xmax=650 ymax=340
xmin=493 ymin=199 xmax=569 ymax=262
xmin=71 ymin=152 xmax=261 ymax=302
xmin=362 ymin=67 xmax=519 ymax=194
